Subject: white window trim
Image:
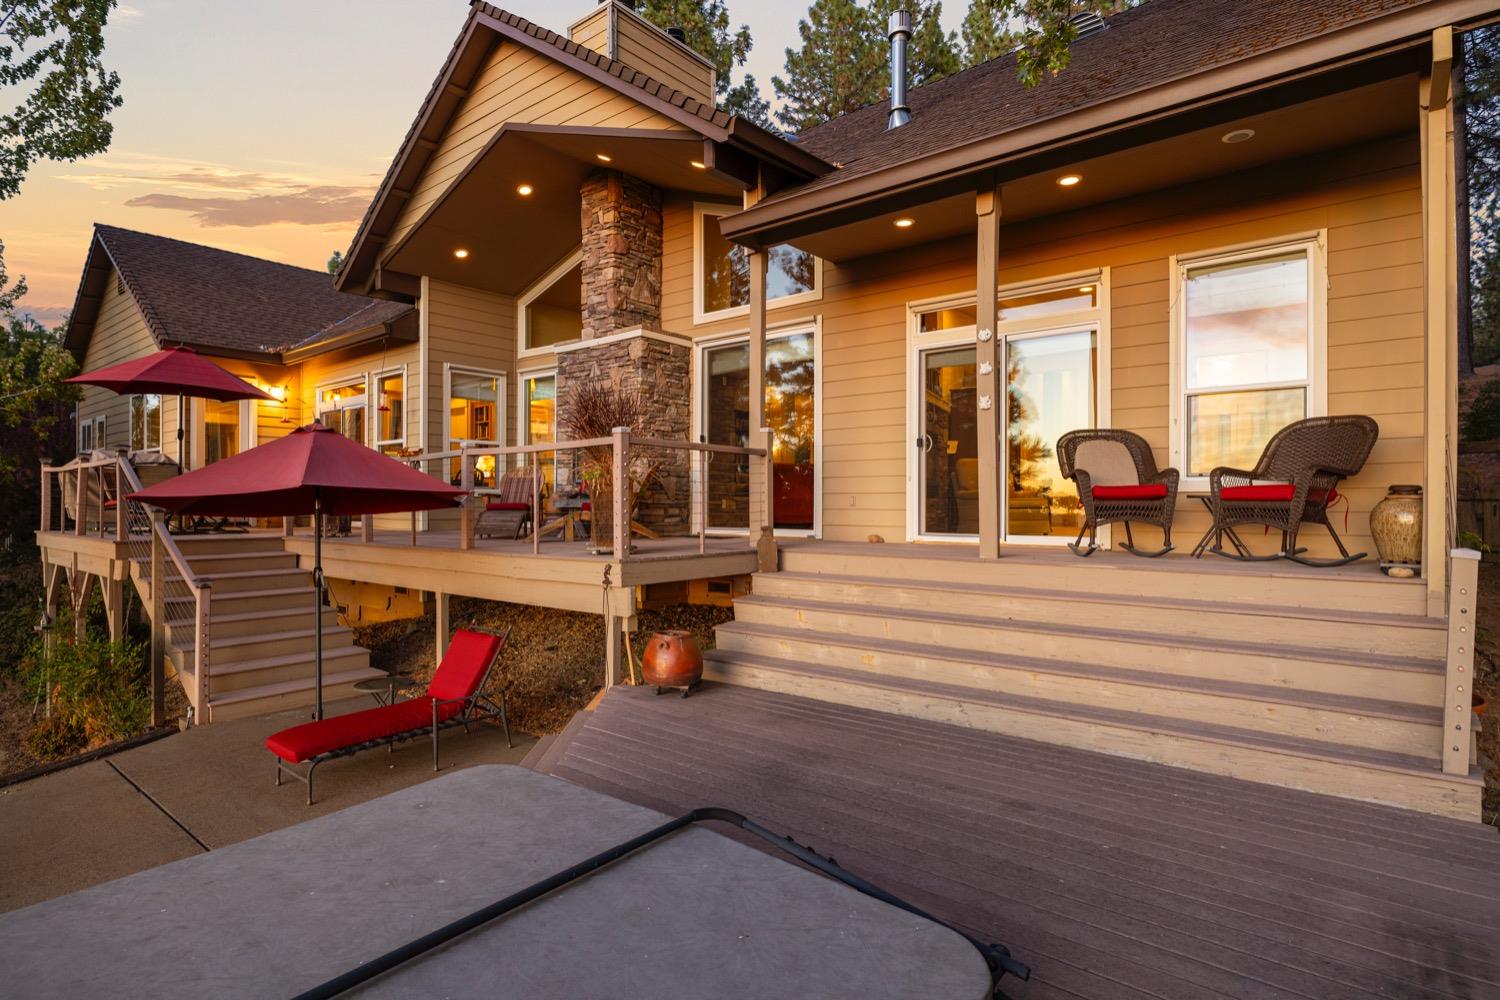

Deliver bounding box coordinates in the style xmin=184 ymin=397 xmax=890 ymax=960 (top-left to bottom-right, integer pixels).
xmin=77 ymin=409 xmax=104 ymax=455
xmin=372 ymin=365 xmax=408 ymax=449
xmin=129 ymin=393 xmax=164 ymax=453
xmin=515 ymin=367 xmax=557 ymax=467
xmin=692 ymin=202 xmax=824 ymax=325
xmin=690 ymin=317 xmax=822 ymax=538
xmin=1168 ymin=232 xmax=1328 ymax=494
xmin=444 ymin=362 xmax=507 ymax=459
xmin=517 ymin=247 xmax=584 ymax=359
xmin=314 ymin=374 xmax=370 ymax=446
xmin=904 ymin=268 xmax=1112 ymax=546
xmin=192 ymin=398 xmax=256 ymax=466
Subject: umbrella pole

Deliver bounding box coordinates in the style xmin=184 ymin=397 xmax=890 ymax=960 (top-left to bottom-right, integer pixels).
xmin=177 ymin=395 xmax=187 ymax=473
xmin=314 ymin=495 xmax=324 ymax=721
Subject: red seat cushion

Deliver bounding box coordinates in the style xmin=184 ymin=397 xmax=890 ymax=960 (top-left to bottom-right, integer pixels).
xmin=264 ymin=696 xmax=462 ymax=763
xmin=428 ymin=628 xmax=502 ymax=702
xmin=1220 ymin=484 xmax=1339 ymax=503
xmin=485 ymin=500 xmax=530 ymax=511
xmin=1090 ymin=484 xmax=1168 ymax=500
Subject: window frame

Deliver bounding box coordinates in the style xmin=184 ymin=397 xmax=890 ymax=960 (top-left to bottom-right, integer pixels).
xmin=515 ymin=366 xmax=557 ymax=454
xmin=690 ymin=318 xmax=822 ymax=538
xmin=128 ymin=393 xmax=163 ymax=452
xmin=517 ymin=247 xmax=584 ymax=358
xmin=372 ymin=365 xmax=407 ymax=451
xmin=692 ymin=202 xmax=823 ymax=325
xmin=1168 ymin=232 xmax=1328 ymax=493
xmin=314 ymin=374 xmax=369 ymax=446
xmin=443 ymin=362 xmax=506 ymax=448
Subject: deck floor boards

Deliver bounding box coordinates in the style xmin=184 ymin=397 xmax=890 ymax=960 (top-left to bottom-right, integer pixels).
xmin=544 ymin=684 xmax=1500 ymax=1000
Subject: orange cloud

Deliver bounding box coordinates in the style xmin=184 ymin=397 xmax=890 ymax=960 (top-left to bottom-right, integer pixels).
xmin=124 ymin=185 xmax=374 ymax=227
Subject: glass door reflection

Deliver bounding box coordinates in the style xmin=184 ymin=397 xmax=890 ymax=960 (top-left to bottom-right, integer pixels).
xmin=919 ymin=346 xmax=978 ymax=536
xmin=1004 ymin=329 xmax=1095 ymax=540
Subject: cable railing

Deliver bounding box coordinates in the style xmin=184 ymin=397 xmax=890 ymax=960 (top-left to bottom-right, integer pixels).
xmin=362 ymin=432 xmax=771 ymax=562
xmin=39 ymin=453 xmax=212 ymax=721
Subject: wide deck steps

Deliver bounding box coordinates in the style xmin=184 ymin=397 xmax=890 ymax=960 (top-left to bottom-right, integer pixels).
xmin=714 ymin=621 xmax=1442 ymax=757
xmin=751 ymin=572 xmax=1446 ymax=658
xmin=197 ymin=666 xmax=385 ymax=723
xmin=165 ymin=605 xmax=341 ymax=639
xmin=731 ymin=595 xmax=1446 ymax=703
xmin=170 ymin=625 xmax=357 ymax=669
xmin=165 ymin=585 xmax=323 ymax=616
xmin=162 ymin=567 xmax=311 ymax=594
xmin=702 ymin=649 xmax=1482 ymax=821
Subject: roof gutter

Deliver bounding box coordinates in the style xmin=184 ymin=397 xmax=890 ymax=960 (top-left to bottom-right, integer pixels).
xmin=720 ymin=0 xmax=1494 ymax=246
xmin=282 ymin=317 xmax=417 ymax=364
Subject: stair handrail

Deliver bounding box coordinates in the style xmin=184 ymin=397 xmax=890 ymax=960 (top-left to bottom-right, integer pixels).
xmin=117 ymin=454 xmax=212 ymax=720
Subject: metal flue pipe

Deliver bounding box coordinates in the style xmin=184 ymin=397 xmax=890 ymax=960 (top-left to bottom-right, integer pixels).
xmin=887 ymin=10 xmax=912 ymax=130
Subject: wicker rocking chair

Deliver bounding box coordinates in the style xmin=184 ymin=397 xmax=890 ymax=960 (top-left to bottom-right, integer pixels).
xmin=1202 ymin=415 xmax=1378 ymax=567
xmin=1058 ymin=429 xmax=1179 ymax=557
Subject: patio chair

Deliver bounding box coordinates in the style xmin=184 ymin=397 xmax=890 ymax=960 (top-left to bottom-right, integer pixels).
xmin=265 ymin=626 xmax=512 ymax=804
xmin=1057 ymin=429 xmax=1179 ymax=557
xmin=475 ymin=466 xmax=544 ymax=540
xmin=1201 ymin=415 xmax=1378 ymax=567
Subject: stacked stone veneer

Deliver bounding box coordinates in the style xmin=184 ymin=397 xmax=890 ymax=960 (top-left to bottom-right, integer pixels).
xmin=557 ymin=168 xmax=690 ymax=535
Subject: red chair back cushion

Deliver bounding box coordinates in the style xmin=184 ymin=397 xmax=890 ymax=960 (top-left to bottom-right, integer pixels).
xmin=428 ymin=628 xmax=502 ymax=701
xmin=1090 ymin=484 xmax=1168 ymax=500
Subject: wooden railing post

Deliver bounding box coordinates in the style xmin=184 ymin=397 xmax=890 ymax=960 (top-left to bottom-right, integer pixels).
xmin=194 ymin=580 xmax=212 ymax=726
xmin=1443 ymin=548 xmax=1479 ymax=775
xmin=532 ymin=458 xmax=541 ymax=556
xmin=73 ymin=462 xmax=85 ymax=537
xmin=697 ymin=449 xmax=706 ymax=555
xmin=40 ymin=463 xmax=51 ymax=533
xmin=149 ymin=509 xmax=166 ymax=728
xmin=283 ymin=515 xmax=294 ymax=538
xmin=360 ymin=512 xmax=375 ymax=543
xmin=612 ymin=427 xmax=630 ymax=561
xmin=114 ymin=458 xmax=126 ymax=542
xmin=459 ymin=448 xmax=475 ymax=551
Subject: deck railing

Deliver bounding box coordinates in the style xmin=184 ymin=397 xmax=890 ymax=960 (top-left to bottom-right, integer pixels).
xmin=39 ymin=453 xmax=212 ymax=722
xmin=343 ymin=432 xmax=770 ymax=563
xmin=1443 ymin=548 xmax=1480 ymax=775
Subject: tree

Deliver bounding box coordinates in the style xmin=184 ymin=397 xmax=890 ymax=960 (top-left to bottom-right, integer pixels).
xmin=1462 ymin=26 xmax=1500 ymax=368
xmin=0 ymin=0 xmax=123 ymax=200
xmin=959 ymin=1 xmax=1136 ymax=79
xmin=637 ymin=1 xmax=771 ymax=122
xmin=773 ymin=1 xmax=957 ymax=133
xmin=0 ymin=311 xmax=79 ymax=562
xmin=326 ymin=250 xmax=344 ymax=275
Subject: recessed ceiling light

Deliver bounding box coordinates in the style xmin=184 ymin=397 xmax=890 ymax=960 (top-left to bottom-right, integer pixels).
xmin=1056 ymin=174 xmax=1082 ymax=188
xmin=516 ymin=183 xmax=534 ymax=196
xmin=453 ymin=248 xmax=470 ymax=259
xmin=1221 ymin=128 xmax=1255 ymax=144
xmin=894 ymin=217 xmax=915 ymax=229
xmin=596 ymin=153 xmax=612 ymax=162
xmin=689 ymin=160 xmax=706 ymax=170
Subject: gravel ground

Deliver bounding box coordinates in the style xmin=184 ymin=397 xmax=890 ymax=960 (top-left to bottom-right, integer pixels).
xmin=353 ymin=600 xmax=733 ymax=736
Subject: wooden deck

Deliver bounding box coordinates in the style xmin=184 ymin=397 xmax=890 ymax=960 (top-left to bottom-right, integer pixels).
xmin=542 ymin=684 xmax=1500 ymax=1000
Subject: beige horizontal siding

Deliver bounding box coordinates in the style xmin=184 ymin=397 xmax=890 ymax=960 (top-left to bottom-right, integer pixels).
xmin=75 ymin=267 xmax=175 ymax=459
xmin=387 ymin=39 xmax=688 ymax=253
xmin=612 ymin=12 xmax=715 ymax=104
xmin=658 ymin=134 xmax=1428 ymax=555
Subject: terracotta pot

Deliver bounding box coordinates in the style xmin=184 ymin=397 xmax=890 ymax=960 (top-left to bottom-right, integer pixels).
xmin=1370 ymin=484 xmax=1422 ymax=576
xmin=641 ymin=630 xmax=703 ymax=693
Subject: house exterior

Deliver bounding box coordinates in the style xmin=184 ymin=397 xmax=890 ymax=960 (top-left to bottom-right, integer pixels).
xmin=41 ymin=0 xmax=1494 ymax=818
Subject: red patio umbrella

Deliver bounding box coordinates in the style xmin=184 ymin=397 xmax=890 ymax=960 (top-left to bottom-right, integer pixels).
xmin=67 ymin=346 xmax=276 ymax=470
xmin=129 ymin=422 xmax=466 ymax=719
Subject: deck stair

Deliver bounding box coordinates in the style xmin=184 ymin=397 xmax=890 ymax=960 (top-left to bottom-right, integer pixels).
xmin=137 ymin=534 xmax=381 ymax=723
xmin=704 ymin=544 xmax=1484 ymax=820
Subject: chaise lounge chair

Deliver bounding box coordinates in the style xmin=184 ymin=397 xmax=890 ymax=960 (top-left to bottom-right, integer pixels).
xmin=475 ymin=466 xmax=543 ymax=540
xmin=265 ymin=626 xmax=512 ymax=804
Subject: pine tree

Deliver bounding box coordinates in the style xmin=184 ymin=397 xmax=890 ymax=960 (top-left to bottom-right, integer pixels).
xmin=637 ymin=1 xmax=769 ymax=123
xmin=960 ymin=1 xmax=1138 ymax=77
xmin=772 ymin=0 xmax=957 ymax=134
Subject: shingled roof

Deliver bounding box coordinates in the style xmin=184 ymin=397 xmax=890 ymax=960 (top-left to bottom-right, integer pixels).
xmin=66 ymin=225 xmax=413 ymax=361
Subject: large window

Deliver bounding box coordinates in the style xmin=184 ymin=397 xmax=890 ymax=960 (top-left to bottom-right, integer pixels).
xmin=699 ymin=328 xmax=817 ymax=532
xmin=694 ymin=204 xmax=820 ymax=322
xmin=129 ymin=393 xmax=162 ymax=451
xmin=518 ymin=370 xmax=557 ymax=490
xmin=374 ymin=368 xmax=405 ymax=455
xmin=317 ymin=379 xmax=366 ymax=445
xmin=1171 ymin=236 xmax=1325 ymax=484
xmin=518 ymin=250 xmax=583 ymax=355
xmin=446 ymin=366 xmax=503 ymax=487
xmin=203 ymin=398 xmax=243 ymax=465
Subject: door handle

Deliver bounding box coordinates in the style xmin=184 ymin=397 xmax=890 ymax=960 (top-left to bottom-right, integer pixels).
xmin=916 ymin=434 xmax=934 ymax=453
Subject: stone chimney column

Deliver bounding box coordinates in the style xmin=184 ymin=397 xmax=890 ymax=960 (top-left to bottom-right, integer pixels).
xmin=579 ymin=169 xmax=662 ymax=339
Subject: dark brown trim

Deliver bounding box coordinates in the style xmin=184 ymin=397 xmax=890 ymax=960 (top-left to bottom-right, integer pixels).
xmin=283 ymin=319 xmax=418 ymax=364
xmin=726 ymin=117 xmax=832 ymax=180
xmin=721 ymin=0 xmax=1486 ymax=245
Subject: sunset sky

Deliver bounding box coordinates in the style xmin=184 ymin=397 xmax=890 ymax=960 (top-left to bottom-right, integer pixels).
xmin=2 ymin=0 xmax=966 ymax=328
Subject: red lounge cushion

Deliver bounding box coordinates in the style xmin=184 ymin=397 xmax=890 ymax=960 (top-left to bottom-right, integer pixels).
xmin=1221 ymin=484 xmax=1339 ymax=503
xmin=580 ymin=501 xmax=592 ymax=512
xmin=428 ymin=628 xmax=501 ymax=702
xmin=264 ymin=697 xmax=462 ymax=763
xmin=1091 ymin=484 xmax=1168 ymax=500
xmin=485 ymin=500 xmax=530 ymax=511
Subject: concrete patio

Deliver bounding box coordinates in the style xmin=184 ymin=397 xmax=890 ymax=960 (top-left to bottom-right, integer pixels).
xmin=0 ymin=697 xmax=533 ymax=913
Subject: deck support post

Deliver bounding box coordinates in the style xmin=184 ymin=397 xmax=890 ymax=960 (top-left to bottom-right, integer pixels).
xmin=1421 ymin=30 xmax=1457 ymax=617
xmin=149 ymin=511 xmax=166 ymax=728
xmin=604 ymin=614 xmax=624 ymax=689
xmin=976 ymin=181 xmax=1002 ymax=560
xmin=103 ymin=576 xmax=125 ymax=643
xmin=435 ymin=592 xmax=451 ymax=666
xmin=1442 ymin=548 xmax=1478 ymax=776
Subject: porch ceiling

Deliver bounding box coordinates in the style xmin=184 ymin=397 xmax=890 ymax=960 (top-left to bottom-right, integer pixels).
xmin=383 ymin=126 xmax=742 ymax=296
xmin=785 ymin=75 xmax=1419 ymax=263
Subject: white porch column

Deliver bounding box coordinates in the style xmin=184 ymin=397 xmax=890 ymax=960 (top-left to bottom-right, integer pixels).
xmin=1421 ymin=27 xmax=1457 ymax=617
xmin=976 ymin=182 xmax=1002 ymax=560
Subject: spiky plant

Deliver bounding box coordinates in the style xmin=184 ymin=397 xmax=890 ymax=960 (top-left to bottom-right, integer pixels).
xmin=560 ymin=380 xmax=662 ymax=550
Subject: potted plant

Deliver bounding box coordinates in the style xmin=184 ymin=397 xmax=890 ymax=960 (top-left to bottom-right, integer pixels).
xmin=560 ymin=380 xmax=661 ymax=554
